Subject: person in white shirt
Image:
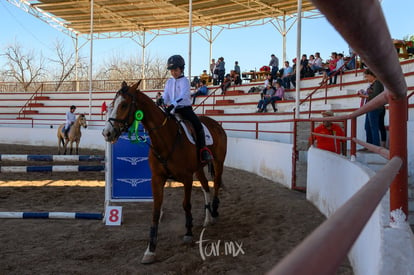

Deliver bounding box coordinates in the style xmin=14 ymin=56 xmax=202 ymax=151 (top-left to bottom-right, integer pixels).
xmin=64 ymin=105 xmax=76 ymax=138
xmin=163 ymin=55 xmax=213 ymax=163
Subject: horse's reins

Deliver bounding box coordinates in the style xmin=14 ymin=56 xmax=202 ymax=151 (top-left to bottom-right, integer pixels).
xmin=110 ymin=89 xmax=182 ymax=177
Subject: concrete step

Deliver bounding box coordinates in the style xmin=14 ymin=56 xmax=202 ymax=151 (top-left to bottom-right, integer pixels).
xmin=28 ymin=103 xmax=44 ymax=107
xmin=205 ymin=109 xmax=224 ymax=115
xmin=34 ymin=96 xmax=50 ymax=100
xmin=22 ymin=110 xmax=38 ymax=114
xmin=216 ymin=99 xmax=235 ymax=105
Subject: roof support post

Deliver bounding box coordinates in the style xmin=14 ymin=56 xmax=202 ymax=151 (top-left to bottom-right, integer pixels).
xmin=188 ymin=0 xmax=193 ymax=80
xmin=88 ymin=0 xmax=94 ymax=120
xmin=294 ymin=0 xmax=302 ymax=119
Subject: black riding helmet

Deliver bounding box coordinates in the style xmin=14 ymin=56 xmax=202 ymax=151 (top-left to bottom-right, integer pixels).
xmin=167 ymin=55 xmax=185 ymax=70
xmin=70 ymin=105 xmax=76 ymax=110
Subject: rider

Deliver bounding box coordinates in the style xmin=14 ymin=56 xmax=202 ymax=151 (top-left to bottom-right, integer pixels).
xmin=163 ymin=55 xmax=213 ymax=163
xmin=64 ymin=105 xmax=76 ymax=138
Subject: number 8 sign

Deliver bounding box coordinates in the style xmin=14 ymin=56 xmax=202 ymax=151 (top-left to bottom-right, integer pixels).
xmin=105 ymin=206 xmax=123 ymax=226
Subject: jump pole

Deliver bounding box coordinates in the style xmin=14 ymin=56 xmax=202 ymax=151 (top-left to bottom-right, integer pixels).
xmin=0 ymin=165 xmax=105 ymax=173
xmin=0 ymin=154 xmax=104 ymax=162
xmin=0 ymin=212 xmax=103 ymax=220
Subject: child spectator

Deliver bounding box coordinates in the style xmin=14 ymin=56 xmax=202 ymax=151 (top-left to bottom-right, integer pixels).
xmin=220 ymin=74 xmax=232 ymax=95
xmin=191 ymin=80 xmax=208 ymax=105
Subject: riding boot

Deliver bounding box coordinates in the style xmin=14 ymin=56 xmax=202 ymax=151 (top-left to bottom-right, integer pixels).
xmin=197 ymin=127 xmax=213 ymax=163
xmin=64 ymin=127 xmax=69 ymax=139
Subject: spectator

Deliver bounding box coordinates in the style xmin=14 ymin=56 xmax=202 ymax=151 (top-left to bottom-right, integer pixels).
xmin=191 ymin=80 xmax=208 ymax=105
xmin=346 ymin=46 xmax=356 ymax=70
xmin=311 ymin=52 xmax=324 ymax=73
xmin=329 ymin=53 xmax=345 ymax=85
xmin=257 ymin=81 xmax=275 ymax=112
xmin=216 ymin=57 xmax=225 ymax=85
xmin=290 ymin=58 xmax=297 ymax=88
xmin=234 ymin=61 xmax=242 ymax=85
xmin=220 ymin=74 xmax=232 ymax=95
xmin=267 ymin=79 xmax=285 ymax=112
xmin=200 ymin=70 xmax=210 ymax=84
xmin=300 ymin=54 xmax=313 ymax=78
xmin=269 ymin=54 xmax=279 ymax=79
xmin=210 ymin=58 xmax=216 ymax=76
xmin=321 ymin=52 xmax=338 ymax=84
xmin=155 ymin=92 xmax=164 ymax=107
xmin=308 ymin=110 xmax=345 ymax=154
xmin=357 ymin=69 xmax=386 ymax=147
xmin=101 ymin=101 xmax=107 ymax=120
xmin=281 ymin=61 xmax=293 ymax=89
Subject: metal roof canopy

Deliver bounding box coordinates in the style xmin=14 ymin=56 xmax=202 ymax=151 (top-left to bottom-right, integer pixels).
xmin=8 ymin=0 xmax=318 ymax=118
xmin=17 ymin=0 xmax=316 ymax=37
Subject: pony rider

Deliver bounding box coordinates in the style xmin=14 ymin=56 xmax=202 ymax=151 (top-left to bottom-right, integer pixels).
xmin=64 ymin=105 xmax=76 ymax=138
xmin=163 ymin=54 xmax=213 ymax=163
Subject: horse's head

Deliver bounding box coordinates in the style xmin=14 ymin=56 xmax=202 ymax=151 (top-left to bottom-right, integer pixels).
xmin=79 ymin=114 xmax=88 ymax=129
xmin=102 ymin=80 xmax=141 ymax=142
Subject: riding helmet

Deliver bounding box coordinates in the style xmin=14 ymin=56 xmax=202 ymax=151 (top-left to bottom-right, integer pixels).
xmin=70 ymin=105 xmax=76 ymax=110
xmin=167 ymin=55 xmax=185 ymax=70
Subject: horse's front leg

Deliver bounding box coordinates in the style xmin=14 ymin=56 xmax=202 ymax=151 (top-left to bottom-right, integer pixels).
xmin=141 ymin=176 xmax=165 ymax=264
xmin=75 ymin=140 xmax=79 ymax=155
xmin=182 ymin=179 xmax=193 ymax=243
xmin=69 ymin=140 xmax=74 ymax=155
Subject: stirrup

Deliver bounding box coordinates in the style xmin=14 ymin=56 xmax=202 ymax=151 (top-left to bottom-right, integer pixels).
xmin=200 ymin=147 xmax=213 ymax=163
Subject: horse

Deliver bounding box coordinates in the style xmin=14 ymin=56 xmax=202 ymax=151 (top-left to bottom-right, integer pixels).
xmin=102 ymin=81 xmax=227 ymax=264
xmin=57 ymin=114 xmax=88 ymax=155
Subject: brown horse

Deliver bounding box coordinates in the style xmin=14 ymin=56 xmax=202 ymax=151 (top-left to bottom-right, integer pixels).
xmin=57 ymin=114 xmax=88 ymax=155
xmin=102 ymin=81 xmax=227 ymax=264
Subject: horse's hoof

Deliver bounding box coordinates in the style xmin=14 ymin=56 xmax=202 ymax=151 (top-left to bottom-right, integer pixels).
xmin=183 ymin=235 xmax=193 ymax=243
xmin=141 ymin=253 xmax=156 ymax=264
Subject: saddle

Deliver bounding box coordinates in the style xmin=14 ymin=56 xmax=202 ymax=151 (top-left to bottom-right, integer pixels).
xmin=174 ymin=114 xmax=213 ymax=146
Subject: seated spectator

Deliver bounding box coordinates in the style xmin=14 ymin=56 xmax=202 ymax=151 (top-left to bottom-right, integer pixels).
xmin=231 ymin=66 xmax=242 ymax=85
xmin=300 ymin=54 xmax=314 ymax=78
xmin=329 ymin=53 xmax=345 ymax=85
xmin=311 ymin=52 xmax=324 ymax=73
xmin=308 ymin=110 xmax=345 ymax=154
xmin=257 ymin=81 xmax=275 ymax=112
xmin=265 ymin=79 xmax=285 ymax=112
xmin=191 ymin=80 xmax=208 ymax=105
xmin=155 ymin=92 xmax=164 ymax=107
xmin=220 ymin=74 xmax=232 ymax=95
xmin=191 ymin=76 xmax=200 ymax=87
xmin=200 ymin=70 xmax=210 ymax=84
xmin=260 ymin=74 xmax=274 ymax=99
xmin=281 ymin=61 xmax=293 ymax=89
xmin=321 ymin=52 xmax=338 ymax=84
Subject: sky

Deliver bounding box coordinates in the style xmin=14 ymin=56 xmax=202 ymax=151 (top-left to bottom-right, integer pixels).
xmin=0 ymin=0 xmax=413 ymax=78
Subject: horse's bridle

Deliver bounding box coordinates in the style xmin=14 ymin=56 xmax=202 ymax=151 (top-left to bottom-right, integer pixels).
xmin=107 ymin=89 xmax=138 ymax=134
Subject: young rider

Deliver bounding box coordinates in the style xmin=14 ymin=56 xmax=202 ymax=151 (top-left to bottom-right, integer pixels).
xmin=163 ymin=55 xmax=213 ymax=163
xmin=64 ymin=105 xmax=76 ymax=138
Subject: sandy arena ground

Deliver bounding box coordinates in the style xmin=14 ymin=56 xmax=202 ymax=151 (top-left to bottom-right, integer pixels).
xmin=0 ymin=144 xmax=353 ymax=274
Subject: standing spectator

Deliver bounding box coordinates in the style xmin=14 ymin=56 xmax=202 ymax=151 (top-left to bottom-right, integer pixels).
xmin=290 ymin=58 xmax=297 ymax=88
xmin=269 ymin=54 xmax=279 ymax=79
xmin=210 ymin=58 xmax=216 ymax=76
xmin=234 ymin=61 xmax=242 ymax=85
xmin=308 ymin=110 xmax=345 ymax=154
xmin=191 ymin=80 xmax=208 ymax=105
xmin=216 ymin=57 xmax=226 ymax=85
xmin=346 ymin=46 xmax=356 ymax=70
xmin=357 ymin=69 xmax=386 ymax=147
xmin=101 ymin=101 xmax=107 ymax=120
xmin=281 ymin=61 xmax=293 ymax=89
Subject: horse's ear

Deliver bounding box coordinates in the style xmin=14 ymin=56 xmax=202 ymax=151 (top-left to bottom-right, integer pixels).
xmin=131 ymin=80 xmax=142 ymax=92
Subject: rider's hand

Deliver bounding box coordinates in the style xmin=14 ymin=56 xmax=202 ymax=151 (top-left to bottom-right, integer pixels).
xmin=166 ymin=104 xmax=174 ymax=114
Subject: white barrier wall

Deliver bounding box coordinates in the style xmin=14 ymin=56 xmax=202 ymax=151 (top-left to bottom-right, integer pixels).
xmin=307 ymin=147 xmax=414 ymax=275
xmin=224 ymin=137 xmax=293 ymax=188
xmin=0 ymin=127 xmax=105 ymax=150
xmin=1 ymin=128 xmax=414 ymax=274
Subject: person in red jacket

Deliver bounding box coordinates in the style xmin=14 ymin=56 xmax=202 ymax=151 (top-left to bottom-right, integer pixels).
xmin=308 ymin=110 xmax=345 ymax=154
